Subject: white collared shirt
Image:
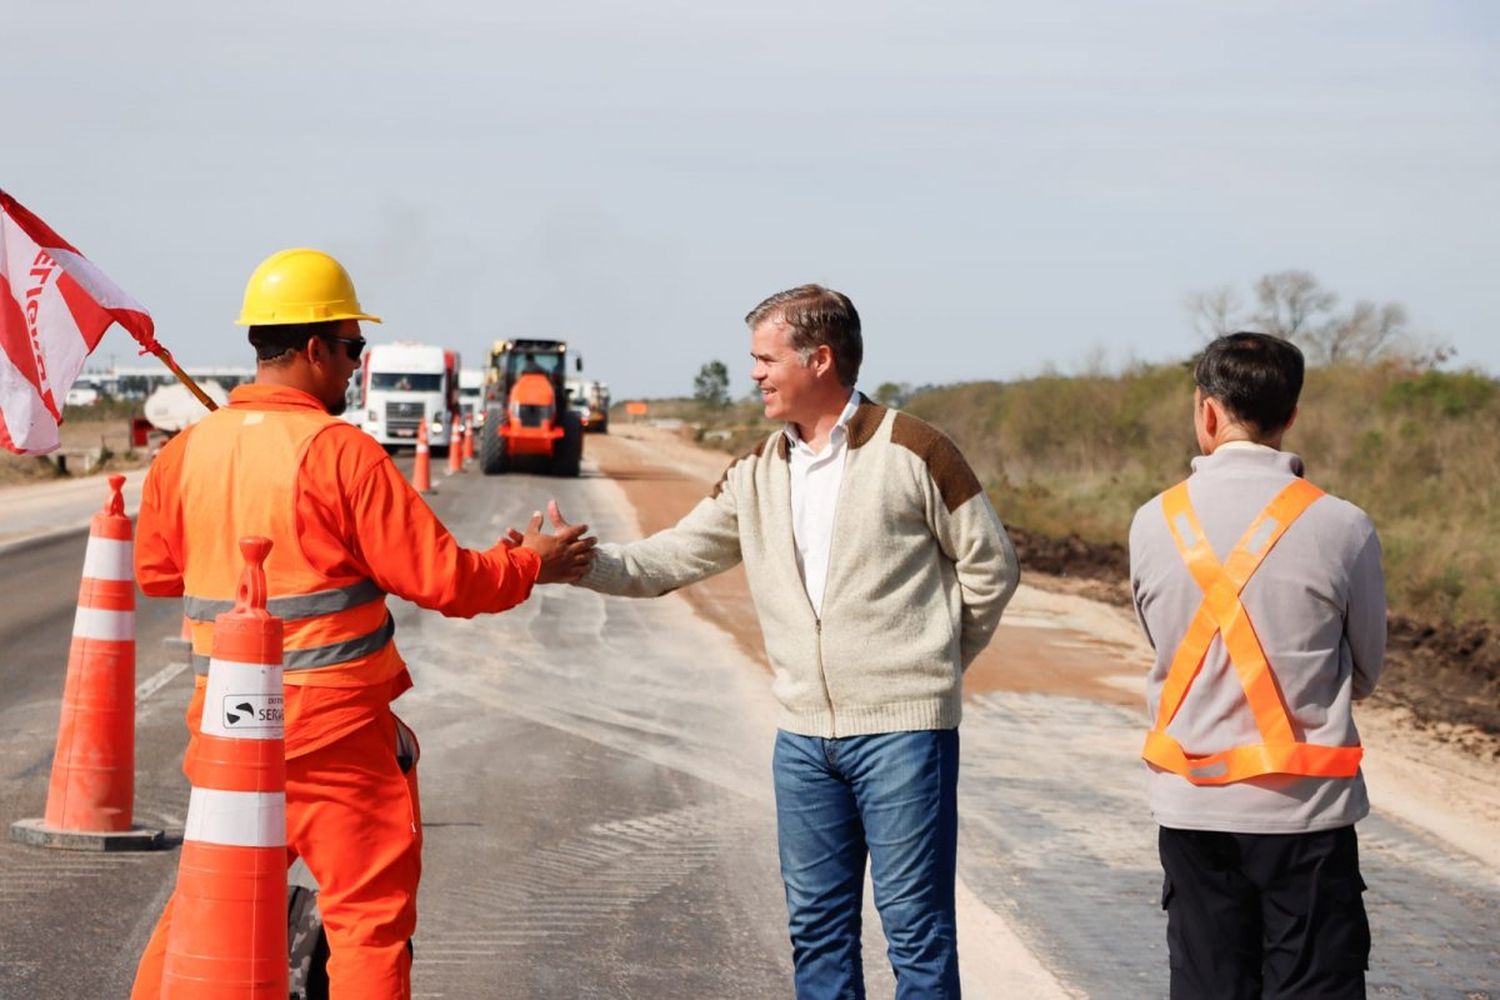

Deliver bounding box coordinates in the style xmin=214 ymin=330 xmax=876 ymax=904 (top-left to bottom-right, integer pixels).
xmin=785 ymin=388 xmax=862 ymax=617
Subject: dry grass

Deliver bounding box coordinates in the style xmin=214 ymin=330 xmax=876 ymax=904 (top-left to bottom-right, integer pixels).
xmin=908 ymin=363 xmax=1500 ymax=625
xmin=0 ymin=409 xmax=149 ymax=486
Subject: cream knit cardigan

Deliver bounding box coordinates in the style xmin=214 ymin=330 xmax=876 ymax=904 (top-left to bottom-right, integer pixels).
xmin=579 ymin=398 xmax=1020 ymax=738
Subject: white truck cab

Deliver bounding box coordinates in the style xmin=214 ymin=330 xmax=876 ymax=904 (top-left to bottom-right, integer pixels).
xmin=360 ymin=342 xmax=461 ymax=452
xmin=458 ymin=368 xmax=484 ymax=430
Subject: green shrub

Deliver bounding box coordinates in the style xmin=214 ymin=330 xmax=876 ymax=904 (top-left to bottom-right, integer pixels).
xmin=1381 ymin=369 xmax=1496 ymax=418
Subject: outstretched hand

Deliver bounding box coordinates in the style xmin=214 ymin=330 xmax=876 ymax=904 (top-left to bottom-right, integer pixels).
xmin=508 ymin=500 xmax=597 ymax=584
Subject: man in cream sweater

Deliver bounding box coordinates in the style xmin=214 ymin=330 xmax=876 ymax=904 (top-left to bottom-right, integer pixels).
xmin=1130 ymin=333 xmax=1385 ymax=999
xmin=571 ymin=284 xmax=1018 ymax=997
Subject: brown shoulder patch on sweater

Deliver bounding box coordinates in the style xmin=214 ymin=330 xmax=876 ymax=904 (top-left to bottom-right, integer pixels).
xmin=890 ymin=412 xmax=982 ymax=513
xmin=710 ymin=432 xmax=782 ymax=499
xmin=845 ymin=394 xmax=887 ymax=449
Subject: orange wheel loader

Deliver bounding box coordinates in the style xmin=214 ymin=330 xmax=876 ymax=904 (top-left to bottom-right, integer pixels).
xmin=478 ymin=339 xmax=583 ymax=477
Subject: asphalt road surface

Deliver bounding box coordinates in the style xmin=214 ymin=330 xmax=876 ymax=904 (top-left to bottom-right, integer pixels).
xmin=0 ymin=445 xmax=1496 ymax=998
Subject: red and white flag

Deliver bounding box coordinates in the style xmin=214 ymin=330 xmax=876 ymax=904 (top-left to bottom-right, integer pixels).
xmin=1 ymin=190 xmax=160 ymax=455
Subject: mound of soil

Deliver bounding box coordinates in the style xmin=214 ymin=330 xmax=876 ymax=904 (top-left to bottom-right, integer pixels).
xmin=1385 ymin=617 xmax=1500 ymax=740
xmin=1008 ymin=527 xmax=1134 ymax=608
xmin=1009 ymin=526 xmax=1500 ymax=747
xmin=1009 ymin=526 xmax=1128 ymax=580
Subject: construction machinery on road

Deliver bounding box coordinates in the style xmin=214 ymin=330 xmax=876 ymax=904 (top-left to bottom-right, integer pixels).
xmin=479 ymin=339 xmax=583 ymax=477
xmin=566 ymin=378 xmax=612 ymax=434
xmin=458 ymin=367 xmax=484 ymax=430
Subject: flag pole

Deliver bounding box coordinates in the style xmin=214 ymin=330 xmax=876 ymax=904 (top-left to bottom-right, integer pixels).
xmin=150 ymin=348 xmax=219 ymax=412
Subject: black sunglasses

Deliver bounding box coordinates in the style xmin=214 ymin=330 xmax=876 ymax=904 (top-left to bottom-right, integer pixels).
xmin=319 ymin=333 xmax=366 ymax=362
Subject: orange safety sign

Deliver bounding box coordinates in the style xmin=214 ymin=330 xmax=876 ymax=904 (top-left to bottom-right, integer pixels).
xmin=625 ymin=400 xmax=648 ymax=417
xmin=1141 ymin=477 xmax=1364 ymax=786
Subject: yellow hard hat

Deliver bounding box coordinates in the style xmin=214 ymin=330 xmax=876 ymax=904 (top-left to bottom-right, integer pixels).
xmin=234 ymin=248 xmax=382 ymax=326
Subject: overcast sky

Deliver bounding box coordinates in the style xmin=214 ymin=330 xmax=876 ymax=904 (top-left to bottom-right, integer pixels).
xmin=5 ymin=1 xmax=1497 ymax=397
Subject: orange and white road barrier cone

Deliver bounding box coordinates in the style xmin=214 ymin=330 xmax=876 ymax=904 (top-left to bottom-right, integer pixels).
xmin=412 ymin=419 xmax=432 ymax=494
xmin=10 ymin=475 xmax=163 ymax=851
xmin=462 ymin=420 xmax=475 ymax=463
xmin=448 ymin=415 xmax=464 ymax=474
xmin=161 ymin=536 xmax=288 ymax=999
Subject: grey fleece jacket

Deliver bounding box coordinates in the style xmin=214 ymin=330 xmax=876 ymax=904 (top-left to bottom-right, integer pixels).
xmin=1129 ymin=445 xmax=1386 ymax=834
xmin=579 ymin=398 xmax=1020 ymax=738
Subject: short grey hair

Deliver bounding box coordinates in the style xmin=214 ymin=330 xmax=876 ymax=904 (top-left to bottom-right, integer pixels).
xmin=745 ymin=284 xmax=862 ymax=387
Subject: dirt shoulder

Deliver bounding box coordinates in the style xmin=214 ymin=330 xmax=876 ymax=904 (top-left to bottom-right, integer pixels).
xmin=589 ymin=424 xmax=1500 ymax=870
xmin=0 ymin=417 xmax=149 ymax=486
xmin=1005 ymin=525 xmax=1500 ymax=758
xmin=589 ymin=426 xmax=1147 ymax=709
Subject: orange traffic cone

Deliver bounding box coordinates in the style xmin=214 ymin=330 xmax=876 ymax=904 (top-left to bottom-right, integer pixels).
xmin=10 ymin=475 xmax=163 ymax=851
xmin=161 ymin=536 xmax=288 ymax=998
xmin=462 ymin=420 xmax=475 ymax=463
xmin=448 ymin=415 xmax=464 ymax=474
xmin=412 ymin=418 xmax=432 ymax=494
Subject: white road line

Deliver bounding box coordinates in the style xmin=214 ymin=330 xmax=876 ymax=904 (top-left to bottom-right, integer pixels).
xmin=136 ymin=659 xmax=191 ymax=702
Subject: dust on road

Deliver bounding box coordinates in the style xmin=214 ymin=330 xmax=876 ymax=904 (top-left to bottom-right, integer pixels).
xmin=590 ymin=423 xmax=1500 ymax=997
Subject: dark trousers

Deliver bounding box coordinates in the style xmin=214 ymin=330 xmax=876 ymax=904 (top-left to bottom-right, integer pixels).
xmin=1159 ymin=825 xmax=1370 ymax=1000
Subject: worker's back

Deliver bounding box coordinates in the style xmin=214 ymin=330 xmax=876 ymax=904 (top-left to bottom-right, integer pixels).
xmin=158 ymin=387 xmax=403 ymax=692
xmin=178 ymin=399 xmax=338 ymax=587
xmin=1129 ymin=443 xmax=1386 ymax=834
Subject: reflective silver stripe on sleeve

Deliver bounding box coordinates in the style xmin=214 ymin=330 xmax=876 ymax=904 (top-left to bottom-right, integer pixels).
xmin=183 ymin=578 xmax=384 ymax=623
xmin=191 ymin=613 xmax=396 ymax=676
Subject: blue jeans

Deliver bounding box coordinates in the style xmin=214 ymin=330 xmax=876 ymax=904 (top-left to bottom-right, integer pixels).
xmin=773 ymin=728 xmax=961 ymax=999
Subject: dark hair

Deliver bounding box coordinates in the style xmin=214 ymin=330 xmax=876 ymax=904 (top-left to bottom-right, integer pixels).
xmin=248 ymin=321 xmax=346 ymax=363
xmin=1194 ymin=332 xmax=1304 ymax=434
xmin=744 ymin=284 xmax=862 ymax=387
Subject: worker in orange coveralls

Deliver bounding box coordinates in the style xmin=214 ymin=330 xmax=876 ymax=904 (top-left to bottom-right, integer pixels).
xmin=130 ymin=248 xmax=596 ymax=999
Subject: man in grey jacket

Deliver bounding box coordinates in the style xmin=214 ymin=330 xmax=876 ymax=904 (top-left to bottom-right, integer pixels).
xmin=567 ymin=284 xmax=1019 ymax=997
xmin=1129 ymin=332 xmax=1385 ymax=999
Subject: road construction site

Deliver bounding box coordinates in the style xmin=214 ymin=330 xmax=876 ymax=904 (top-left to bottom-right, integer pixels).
xmin=1 ymin=426 xmax=1496 ymax=998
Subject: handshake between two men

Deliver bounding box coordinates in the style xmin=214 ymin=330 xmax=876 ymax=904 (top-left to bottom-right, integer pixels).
xmin=507 ymin=500 xmax=596 ymax=585
xmin=134 ymin=252 xmax=1016 ymax=999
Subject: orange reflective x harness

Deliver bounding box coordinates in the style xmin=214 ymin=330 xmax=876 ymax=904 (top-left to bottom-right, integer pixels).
xmin=1141 ymin=477 xmax=1364 ymax=786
